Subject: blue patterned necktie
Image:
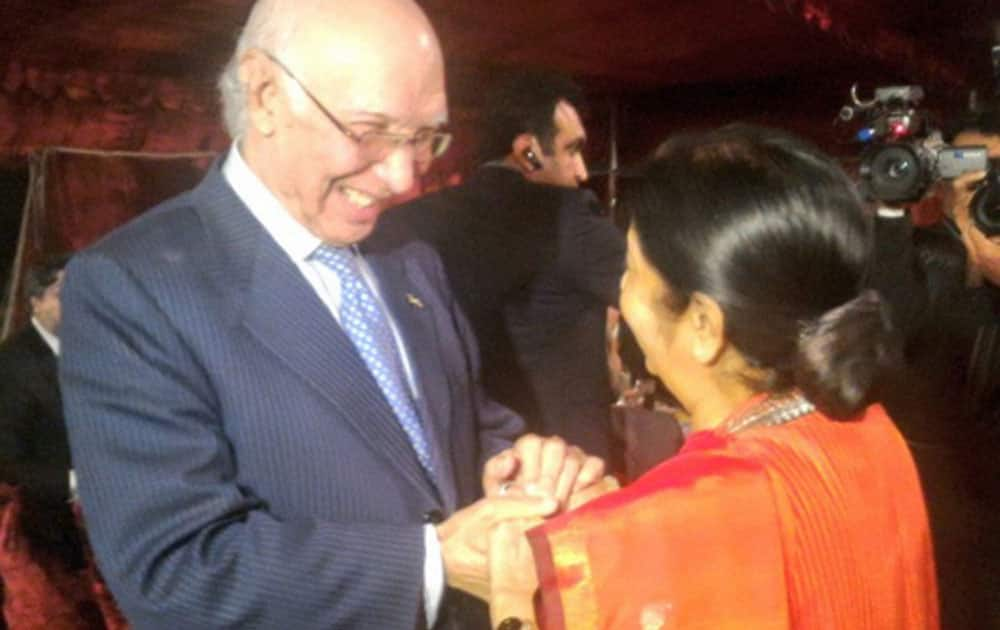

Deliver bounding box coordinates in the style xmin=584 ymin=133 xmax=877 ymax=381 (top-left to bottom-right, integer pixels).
xmin=312 ymin=245 xmax=435 ymax=473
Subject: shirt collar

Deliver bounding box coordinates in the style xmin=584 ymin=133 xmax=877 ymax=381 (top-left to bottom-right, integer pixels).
xmin=222 ymin=142 xmax=324 ymax=263
xmin=31 ymin=318 xmax=59 ymax=356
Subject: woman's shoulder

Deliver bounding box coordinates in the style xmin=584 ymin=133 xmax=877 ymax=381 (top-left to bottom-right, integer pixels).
xmin=609 ymin=431 xmax=770 ymax=506
xmin=725 ymin=403 xmax=909 ymax=474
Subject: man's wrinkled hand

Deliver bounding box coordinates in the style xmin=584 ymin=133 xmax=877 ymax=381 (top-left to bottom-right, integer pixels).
xmin=482 ymin=434 xmax=605 ymax=509
xmin=436 ymin=495 xmax=557 ymax=600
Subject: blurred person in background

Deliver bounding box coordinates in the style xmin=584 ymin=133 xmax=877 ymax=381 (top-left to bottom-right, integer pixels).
xmin=387 ymin=70 xmax=625 ymax=466
xmin=0 ymin=254 xmax=105 ymax=629
xmin=870 ymin=101 xmax=1000 ymax=628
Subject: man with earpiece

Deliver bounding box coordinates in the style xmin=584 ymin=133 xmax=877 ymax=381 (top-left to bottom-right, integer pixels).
xmin=385 ymin=70 xmax=626 ymax=465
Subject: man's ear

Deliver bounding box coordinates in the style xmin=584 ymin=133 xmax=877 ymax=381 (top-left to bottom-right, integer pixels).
xmin=240 ymin=50 xmax=281 ymax=137
xmin=686 ymin=292 xmax=726 ymax=365
xmin=512 ymin=134 xmax=543 ymax=174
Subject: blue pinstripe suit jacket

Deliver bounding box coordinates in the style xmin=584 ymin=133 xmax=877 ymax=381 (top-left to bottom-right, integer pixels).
xmin=58 ymin=163 xmax=522 ymax=629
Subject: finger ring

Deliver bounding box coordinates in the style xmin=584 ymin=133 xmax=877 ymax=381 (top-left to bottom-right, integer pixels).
xmin=498 ymin=481 xmax=513 ymax=496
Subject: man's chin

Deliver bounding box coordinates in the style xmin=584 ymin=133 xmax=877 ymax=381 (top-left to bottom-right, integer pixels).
xmin=339 ymin=198 xmax=379 ymax=220
xmin=313 ymin=217 xmax=380 ymax=247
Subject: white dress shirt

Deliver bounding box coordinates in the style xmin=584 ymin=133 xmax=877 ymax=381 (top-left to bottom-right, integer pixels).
xmin=31 ymin=317 xmax=60 ymax=356
xmin=222 ymin=145 xmax=445 ymax=625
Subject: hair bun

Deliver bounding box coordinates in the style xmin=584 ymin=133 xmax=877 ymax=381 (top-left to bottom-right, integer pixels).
xmin=794 ymin=290 xmax=900 ymax=419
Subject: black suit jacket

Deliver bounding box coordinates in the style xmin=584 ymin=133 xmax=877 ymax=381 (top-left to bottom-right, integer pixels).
xmin=868 ymin=215 xmax=1000 ymax=629
xmin=385 ymin=166 xmax=625 ymax=461
xmin=0 ymin=325 xmax=69 ymax=502
xmin=0 ymin=324 xmax=84 ymax=568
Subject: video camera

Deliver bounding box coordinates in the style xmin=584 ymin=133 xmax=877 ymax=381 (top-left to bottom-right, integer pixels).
xmin=974 ymin=167 xmax=1000 ymax=236
xmin=971 ymin=43 xmax=1000 ymax=236
xmin=839 ymin=85 xmax=987 ymax=200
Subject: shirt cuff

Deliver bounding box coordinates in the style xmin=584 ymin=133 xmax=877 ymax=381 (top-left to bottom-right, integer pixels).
xmin=423 ymin=524 xmax=445 ymax=627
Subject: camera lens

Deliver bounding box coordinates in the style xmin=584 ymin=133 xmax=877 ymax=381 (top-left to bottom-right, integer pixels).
xmin=862 ymin=144 xmax=927 ymax=203
xmin=971 ymin=170 xmax=1000 ymax=237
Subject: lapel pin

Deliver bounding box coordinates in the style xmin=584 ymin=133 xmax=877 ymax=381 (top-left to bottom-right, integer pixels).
xmin=406 ymin=293 xmax=425 ymax=309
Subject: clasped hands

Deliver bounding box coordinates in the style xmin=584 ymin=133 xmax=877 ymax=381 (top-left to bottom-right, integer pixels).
xmin=436 ymin=434 xmax=617 ymax=601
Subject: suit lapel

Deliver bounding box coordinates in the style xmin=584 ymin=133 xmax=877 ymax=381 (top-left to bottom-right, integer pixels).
xmin=366 ymin=250 xmax=458 ymax=512
xmin=25 ymin=326 xmax=59 ymax=391
xmin=21 ymin=326 xmax=62 ymax=421
xmin=194 ymin=166 xmax=438 ymax=505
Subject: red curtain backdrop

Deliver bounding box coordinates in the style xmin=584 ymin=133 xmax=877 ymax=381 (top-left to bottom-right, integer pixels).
xmin=1 ymin=148 xmax=215 ymax=338
xmin=1 ymin=141 xmax=474 ymax=340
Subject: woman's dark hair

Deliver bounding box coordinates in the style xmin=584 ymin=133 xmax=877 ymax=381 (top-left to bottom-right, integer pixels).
xmin=626 ymin=124 xmax=897 ymax=419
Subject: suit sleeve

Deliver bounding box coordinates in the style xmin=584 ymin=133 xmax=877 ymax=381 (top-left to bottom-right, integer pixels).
xmin=59 ymin=252 xmax=426 ymax=630
xmin=563 ymin=192 xmax=625 ymax=306
xmin=424 ymin=244 xmax=524 ymax=467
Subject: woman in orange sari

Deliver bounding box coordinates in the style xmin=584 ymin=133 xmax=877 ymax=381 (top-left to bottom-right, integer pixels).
xmin=486 ymin=125 xmax=938 ymax=629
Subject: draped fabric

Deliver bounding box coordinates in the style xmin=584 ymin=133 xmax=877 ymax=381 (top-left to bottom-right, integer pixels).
xmin=0 ymin=148 xmax=215 ymax=338
xmin=1 ymin=145 xmax=469 ymax=340
xmin=528 ymin=403 xmax=938 ymax=630
xmin=0 ymin=484 xmax=112 ymax=630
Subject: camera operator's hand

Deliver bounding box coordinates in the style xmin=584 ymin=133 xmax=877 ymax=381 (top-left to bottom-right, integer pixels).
xmin=947 ymin=168 xmax=1000 ymax=286
xmin=947 ymin=130 xmax=1000 ymax=287
xmin=947 ymin=169 xmax=988 ymax=220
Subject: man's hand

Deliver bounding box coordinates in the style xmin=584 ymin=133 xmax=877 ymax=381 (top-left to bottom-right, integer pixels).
xmin=436 ymin=495 xmax=557 ymax=600
xmin=482 ymin=434 xmax=605 ymax=509
xmin=947 ymin=169 xmax=991 ymax=284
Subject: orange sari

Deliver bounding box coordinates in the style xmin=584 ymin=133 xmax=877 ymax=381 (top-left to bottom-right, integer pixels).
xmin=527 ymin=403 xmax=938 ymax=629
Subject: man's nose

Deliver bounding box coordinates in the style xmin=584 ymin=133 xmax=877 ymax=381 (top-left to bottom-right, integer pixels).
xmin=373 ymin=145 xmax=417 ymax=195
xmin=576 ymin=154 xmax=589 ymax=183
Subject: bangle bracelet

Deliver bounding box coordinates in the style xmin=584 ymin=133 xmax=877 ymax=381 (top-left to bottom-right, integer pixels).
xmin=496 ymin=617 xmax=534 ymax=630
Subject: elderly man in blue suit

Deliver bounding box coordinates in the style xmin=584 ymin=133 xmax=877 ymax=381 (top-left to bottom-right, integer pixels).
xmin=58 ymin=1 xmax=604 ymax=628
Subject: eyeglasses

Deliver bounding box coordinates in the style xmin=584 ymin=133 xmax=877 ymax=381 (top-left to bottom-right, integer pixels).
xmin=261 ymin=50 xmax=452 ymax=163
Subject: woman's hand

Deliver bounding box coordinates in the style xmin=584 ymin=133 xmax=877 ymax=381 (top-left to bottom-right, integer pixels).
xmin=566 ymin=474 xmax=621 ymax=511
xmin=437 ymin=496 xmax=557 ymax=600
xmin=488 ymin=520 xmax=540 ymax=628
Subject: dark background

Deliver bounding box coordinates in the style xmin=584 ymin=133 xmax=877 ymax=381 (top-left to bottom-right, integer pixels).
xmin=1 ymin=0 xmax=997 ymax=314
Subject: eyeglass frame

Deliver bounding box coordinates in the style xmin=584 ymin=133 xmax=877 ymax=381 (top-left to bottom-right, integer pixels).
xmin=259 ymin=49 xmax=452 ymax=163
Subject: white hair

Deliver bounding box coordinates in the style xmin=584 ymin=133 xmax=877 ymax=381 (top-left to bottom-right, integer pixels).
xmin=217 ymin=0 xmax=319 ymax=139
